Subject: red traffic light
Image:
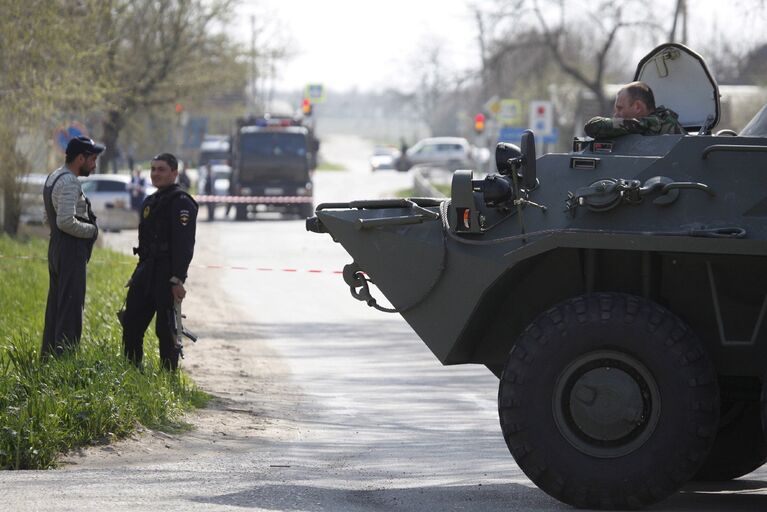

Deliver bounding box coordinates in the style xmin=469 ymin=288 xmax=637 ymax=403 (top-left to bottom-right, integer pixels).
xmin=474 ymin=113 xmax=486 ymax=134
xmin=302 ymin=98 xmax=313 ymax=116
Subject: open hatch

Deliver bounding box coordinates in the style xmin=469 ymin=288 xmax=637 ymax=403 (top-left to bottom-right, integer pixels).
xmin=635 ymin=43 xmax=721 ymax=133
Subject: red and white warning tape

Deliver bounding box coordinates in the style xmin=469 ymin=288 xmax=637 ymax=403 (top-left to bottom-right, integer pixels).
xmin=194 ymin=195 xmax=312 ymax=204
xmin=0 ymin=254 xmax=342 ymax=275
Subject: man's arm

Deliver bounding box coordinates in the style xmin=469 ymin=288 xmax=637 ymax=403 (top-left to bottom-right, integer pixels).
xmin=584 ymin=116 xmax=633 ymax=138
xmin=170 ymin=194 xmax=198 ymax=284
xmin=52 ymin=174 xmax=97 ymax=238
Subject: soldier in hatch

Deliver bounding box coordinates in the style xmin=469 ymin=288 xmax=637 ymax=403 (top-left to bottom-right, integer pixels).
xmin=584 ymin=81 xmax=685 ymax=138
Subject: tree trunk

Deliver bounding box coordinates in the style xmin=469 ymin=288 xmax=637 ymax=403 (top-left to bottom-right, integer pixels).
xmin=0 ymin=133 xmax=22 ymax=236
xmin=99 ymin=110 xmax=124 ymax=174
xmin=2 ymin=185 xmax=20 ymax=236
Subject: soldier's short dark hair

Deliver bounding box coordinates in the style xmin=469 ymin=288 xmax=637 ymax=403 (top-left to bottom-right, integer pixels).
xmin=152 ymin=152 xmax=178 ymax=171
xmin=623 ymin=81 xmax=656 ymax=112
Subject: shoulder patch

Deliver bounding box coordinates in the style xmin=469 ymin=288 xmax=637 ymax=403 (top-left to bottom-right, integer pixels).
xmin=179 ymin=209 xmax=191 ymax=226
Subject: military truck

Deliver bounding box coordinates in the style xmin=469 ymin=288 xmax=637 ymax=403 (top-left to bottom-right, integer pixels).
xmin=198 ymin=134 xmax=231 ymax=167
xmin=306 ymin=43 xmax=767 ymax=509
xmin=229 ymin=115 xmax=315 ymax=220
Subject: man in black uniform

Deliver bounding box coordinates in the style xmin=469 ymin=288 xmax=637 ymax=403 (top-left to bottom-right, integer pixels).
xmin=122 ymin=153 xmax=198 ymax=370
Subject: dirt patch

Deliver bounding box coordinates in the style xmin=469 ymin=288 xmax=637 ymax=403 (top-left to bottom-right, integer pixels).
xmin=61 ymin=225 xmax=302 ymax=469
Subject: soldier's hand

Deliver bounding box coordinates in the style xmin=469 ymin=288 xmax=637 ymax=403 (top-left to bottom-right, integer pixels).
xmin=622 ymin=118 xmax=643 ymax=132
xmin=171 ymin=283 xmax=186 ymax=302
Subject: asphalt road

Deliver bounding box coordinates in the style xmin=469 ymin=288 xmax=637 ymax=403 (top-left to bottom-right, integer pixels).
xmin=2 ymin=135 xmax=767 ymax=511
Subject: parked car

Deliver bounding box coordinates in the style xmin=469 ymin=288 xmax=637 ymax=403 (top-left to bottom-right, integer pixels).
xmin=403 ymin=137 xmax=474 ymax=171
xmin=199 ymin=135 xmax=231 ymax=167
xmin=197 ymin=163 xmax=232 ymax=196
xmin=79 ymin=174 xmax=156 ymax=231
xmin=369 ymin=145 xmax=401 ymax=171
xmin=18 ymin=173 xmax=47 ymax=225
xmin=197 ymin=164 xmax=232 ymax=220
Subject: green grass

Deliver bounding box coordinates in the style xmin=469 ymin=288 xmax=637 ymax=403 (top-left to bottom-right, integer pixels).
xmin=316 ymin=161 xmax=346 ymax=171
xmin=0 ymin=235 xmax=208 ymax=469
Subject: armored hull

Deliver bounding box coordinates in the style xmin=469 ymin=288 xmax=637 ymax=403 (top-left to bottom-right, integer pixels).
xmin=308 ymin=44 xmax=767 ymax=509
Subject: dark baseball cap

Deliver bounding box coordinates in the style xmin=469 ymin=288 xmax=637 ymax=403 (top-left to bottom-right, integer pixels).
xmin=65 ymin=136 xmax=105 ymax=157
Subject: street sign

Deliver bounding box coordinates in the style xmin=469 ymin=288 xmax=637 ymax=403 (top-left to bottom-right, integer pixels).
xmin=529 ymin=100 xmax=553 ymax=136
xmin=498 ymin=126 xmax=559 ymax=145
xmin=304 ymin=83 xmax=326 ymax=103
xmin=483 ymin=95 xmax=501 ymax=116
xmin=498 ymin=99 xmax=522 ymax=125
xmin=53 ymin=122 xmax=89 ymax=153
xmin=498 ymin=126 xmax=528 ymax=142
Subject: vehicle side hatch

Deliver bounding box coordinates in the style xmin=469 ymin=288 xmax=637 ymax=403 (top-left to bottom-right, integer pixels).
xmin=634 ymin=43 xmax=721 ymax=133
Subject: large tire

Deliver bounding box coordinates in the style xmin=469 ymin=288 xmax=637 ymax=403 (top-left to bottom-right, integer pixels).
xmin=694 ymin=400 xmax=767 ymax=481
xmin=498 ymin=293 xmax=719 ymax=510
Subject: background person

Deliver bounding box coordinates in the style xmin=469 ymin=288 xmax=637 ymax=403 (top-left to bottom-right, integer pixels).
xmin=584 ymin=81 xmax=685 ymax=138
xmin=41 ymin=136 xmax=102 ymax=359
xmin=128 ymin=167 xmax=147 ymax=219
xmin=121 ymin=153 xmax=198 ymax=370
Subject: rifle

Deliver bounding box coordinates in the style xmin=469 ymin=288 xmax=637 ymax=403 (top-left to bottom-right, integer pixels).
xmin=171 ymin=299 xmax=198 ymax=358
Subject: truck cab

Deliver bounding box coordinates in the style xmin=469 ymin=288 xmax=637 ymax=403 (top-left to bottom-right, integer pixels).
xmin=230 ymin=116 xmax=314 ymax=220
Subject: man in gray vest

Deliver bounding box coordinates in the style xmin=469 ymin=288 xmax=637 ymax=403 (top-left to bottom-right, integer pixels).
xmin=41 ymin=136 xmax=103 ymax=359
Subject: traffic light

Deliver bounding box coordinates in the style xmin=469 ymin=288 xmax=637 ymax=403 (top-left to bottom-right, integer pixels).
xmin=474 ymin=113 xmax=485 ymax=134
xmin=302 ymin=98 xmax=313 ymax=116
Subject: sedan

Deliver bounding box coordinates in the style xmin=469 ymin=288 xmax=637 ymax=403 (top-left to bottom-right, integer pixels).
xmin=369 ymin=145 xmax=401 ymax=171
xmin=80 ymin=174 xmax=156 ymax=231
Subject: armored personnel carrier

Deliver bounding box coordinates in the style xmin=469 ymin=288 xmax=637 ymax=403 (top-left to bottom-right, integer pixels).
xmin=307 ymin=43 xmax=767 ymax=509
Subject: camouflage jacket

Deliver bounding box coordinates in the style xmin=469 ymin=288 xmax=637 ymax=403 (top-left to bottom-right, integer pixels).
xmin=584 ymin=106 xmax=685 ymax=139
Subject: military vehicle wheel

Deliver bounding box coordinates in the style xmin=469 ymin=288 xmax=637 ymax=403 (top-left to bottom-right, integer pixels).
xmin=235 ymin=204 xmax=248 ymax=221
xmin=694 ymin=400 xmax=767 ymax=481
xmin=498 ymin=293 xmax=719 ymax=510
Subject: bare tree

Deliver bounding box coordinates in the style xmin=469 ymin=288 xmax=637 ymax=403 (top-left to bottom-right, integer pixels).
xmin=411 ymin=38 xmax=451 ymax=135
xmin=528 ymin=0 xmax=661 ymax=113
xmin=0 ymin=0 xmax=107 ymax=234
xmin=94 ymin=0 xmax=249 ymax=172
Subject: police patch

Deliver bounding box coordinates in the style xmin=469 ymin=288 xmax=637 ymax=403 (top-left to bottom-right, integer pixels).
xmin=143 ymin=206 xmax=150 ymax=219
xmin=179 ymin=209 xmax=190 ymax=226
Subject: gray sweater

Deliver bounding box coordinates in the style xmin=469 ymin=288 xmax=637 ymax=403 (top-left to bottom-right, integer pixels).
xmin=44 ymin=166 xmax=97 ymax=239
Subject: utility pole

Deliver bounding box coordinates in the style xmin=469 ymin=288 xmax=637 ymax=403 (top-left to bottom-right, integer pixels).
xmin=669 ymin=0 xmax=688 ymax=44
xmin=250 ymin=15 xmax=259 ymax=113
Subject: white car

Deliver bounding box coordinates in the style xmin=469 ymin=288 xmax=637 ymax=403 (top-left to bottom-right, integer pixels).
xmin=18 ymin=173 xmax=48 ymax=225
xmin=404 ymin=137 xmax=474 ymax=171
xmin=369 ymin=145 xmax=401 ymax=171
xmin=198 ymin=164 xmax=232 ymax=196
xmin=80 ymin=174 xmax=156 ymax=231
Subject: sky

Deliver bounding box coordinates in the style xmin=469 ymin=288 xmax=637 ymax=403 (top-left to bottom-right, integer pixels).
xmin=232 ymin=0 xmax=764 ymax=94
xmin=234 ymin=0 xmax=479 ymax=93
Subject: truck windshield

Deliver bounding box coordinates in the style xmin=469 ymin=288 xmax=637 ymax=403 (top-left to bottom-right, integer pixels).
xmin=200 ymin=151 xmax=230 ymax=165
xmin=241 ymin=133 xmax=307 ymax=157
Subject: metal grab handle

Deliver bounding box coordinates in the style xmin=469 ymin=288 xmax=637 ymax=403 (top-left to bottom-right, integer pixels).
xmin=702 ymin=144 xmax=767 ymax=159
xmin=357 ymin=215 xmax=431 ymax=230
xmin=660 ymin=182 xmax=715 ymax=196
xmin=317 ymin=197 xmax=443 ymax=210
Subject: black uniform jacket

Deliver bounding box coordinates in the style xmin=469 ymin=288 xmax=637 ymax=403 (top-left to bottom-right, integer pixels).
xmin=136 ymin=184 xmax=198 ymax=282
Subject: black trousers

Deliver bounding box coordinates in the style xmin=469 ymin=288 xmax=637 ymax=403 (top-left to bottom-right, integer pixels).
xmin=122 ymin=263 xmax=179 ymax=370
xmin=42 ymin=236 xmax=88 ymax=358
